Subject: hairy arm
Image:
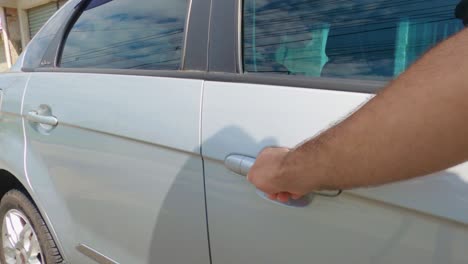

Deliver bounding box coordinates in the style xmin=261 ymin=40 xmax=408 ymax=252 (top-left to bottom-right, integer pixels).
xmin=248 ymin=29 xmax=468 ymax=201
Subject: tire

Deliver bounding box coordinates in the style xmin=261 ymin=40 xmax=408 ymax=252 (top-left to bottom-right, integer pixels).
xmin=0 ymin=189 xmax=64 ymax=264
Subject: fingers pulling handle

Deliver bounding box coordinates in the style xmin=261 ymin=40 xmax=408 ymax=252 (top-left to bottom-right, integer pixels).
xmin=224 ymin=154 xmax=342 ymax=198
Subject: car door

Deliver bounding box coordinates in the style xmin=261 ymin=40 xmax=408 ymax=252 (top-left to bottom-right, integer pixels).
xmin=22 ymin=0 xmax=210 ymax=263
xmin=202 ymin=0 xmax=468 ymax=263
xmin=0 ymin=74 xmax=30 ymax=191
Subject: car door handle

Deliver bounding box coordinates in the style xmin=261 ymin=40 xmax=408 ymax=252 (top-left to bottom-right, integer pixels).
xmin=26 ymin=111 xmax=58 ymax=126
xmin=225 ymin=154 xmax=342 ymax=198
xmin=225 ymin=154 xmax=256 ymax=177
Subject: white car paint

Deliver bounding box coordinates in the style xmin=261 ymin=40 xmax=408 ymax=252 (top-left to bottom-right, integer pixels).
xmin=21 ymin=72 xmax=209 ymax=264
xmin=201 ymin=81 xmax=468 ymax=264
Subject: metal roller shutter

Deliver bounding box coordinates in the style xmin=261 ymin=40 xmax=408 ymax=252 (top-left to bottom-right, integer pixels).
xmin=27 ymin=2 xmax=59 ymax=38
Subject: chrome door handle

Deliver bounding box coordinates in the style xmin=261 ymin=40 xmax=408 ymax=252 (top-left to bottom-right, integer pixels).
xmin=26 ymin=111 xmax=58 ymax=126
xmin=225 ymin=154 xmax=255 ymax=177
xmin=225 ymin=154 xmax=342 ymax=198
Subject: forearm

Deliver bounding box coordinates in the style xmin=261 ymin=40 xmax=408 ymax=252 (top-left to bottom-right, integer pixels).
xmin=284 ymin=29 xmax=468 ymax=191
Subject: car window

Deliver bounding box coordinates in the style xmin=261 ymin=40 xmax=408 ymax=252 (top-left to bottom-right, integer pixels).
xmin=60 ymin=0 xmax=187 ymax=70
xmin=22 ymin=0 xmax=79 ymax=69
xmin=243 ymin=0 xmax=464 ymax=81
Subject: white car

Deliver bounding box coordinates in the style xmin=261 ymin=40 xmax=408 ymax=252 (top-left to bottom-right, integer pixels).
xmin=0 ymin=0 xmax=468 ymax=263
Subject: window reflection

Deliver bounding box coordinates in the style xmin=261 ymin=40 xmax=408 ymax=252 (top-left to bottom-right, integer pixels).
xmin=244 ymin=0 xmax=464 ymax=80
xmin=61 ymin=0 xmax=186 ymax=70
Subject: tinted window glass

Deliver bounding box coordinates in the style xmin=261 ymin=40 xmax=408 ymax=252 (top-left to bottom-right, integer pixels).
xmin=22 ymin=0 xmax=79 ymax=69
xmin=243 ymin=0 xmax=464 ymax=81
xmin=61 ymin=0 xmax=187 ymax=69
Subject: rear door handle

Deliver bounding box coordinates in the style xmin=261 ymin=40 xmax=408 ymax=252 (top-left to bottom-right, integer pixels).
xmin=26 ymin=111 xmax=58 ymax=126
xmin=225 ymin=154 xmax=256 ymax=177
xmin=225 ymin=154 xmax=342 ymax=198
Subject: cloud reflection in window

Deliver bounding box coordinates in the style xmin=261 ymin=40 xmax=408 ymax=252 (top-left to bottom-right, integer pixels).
xmin=61 ymin=0 xmax=187 ymax=70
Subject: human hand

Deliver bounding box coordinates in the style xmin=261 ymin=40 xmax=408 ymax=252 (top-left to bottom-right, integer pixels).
xmin=247 ymin=147 xmax=312 ymax=203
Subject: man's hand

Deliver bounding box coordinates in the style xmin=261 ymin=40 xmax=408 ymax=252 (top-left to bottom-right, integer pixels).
xmin=247 ymin=147 xmax=311 ymax=203
xmin=249 ymin=29 xmax=468 ymax=196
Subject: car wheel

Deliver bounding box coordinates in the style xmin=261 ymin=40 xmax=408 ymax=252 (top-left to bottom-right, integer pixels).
xmin=0 ymin=189 xmax=64 ymax=264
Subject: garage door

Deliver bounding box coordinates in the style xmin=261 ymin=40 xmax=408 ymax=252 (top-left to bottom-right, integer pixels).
xmin=27 ymin=2 xmax=59 ymax=38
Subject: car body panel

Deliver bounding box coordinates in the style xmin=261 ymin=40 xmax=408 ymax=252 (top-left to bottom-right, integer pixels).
xmin=201 ymin=81 xmax=468 ymax=264
xmin=0 ymin=72 xmax=78 ymax=263
xmin=0 ymin=73 xmax=30 ymax=188
xmin=22 ymin=72 xmax=209 ymax=263
xmin=0 ymin=0 xmax=465 ymax=262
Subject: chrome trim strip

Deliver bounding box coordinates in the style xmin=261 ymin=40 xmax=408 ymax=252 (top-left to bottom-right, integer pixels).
xmin=76 ymin=244 xmax=119 ymax=264
xmin=181 ymin=0 xmax=194 ymax=69
xmin=237 ymin=0 xmax=243 ymax=73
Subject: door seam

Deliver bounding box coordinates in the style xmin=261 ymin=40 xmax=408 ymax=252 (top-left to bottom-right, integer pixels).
xmin=199 ymin=80 xmax=213 ymax=264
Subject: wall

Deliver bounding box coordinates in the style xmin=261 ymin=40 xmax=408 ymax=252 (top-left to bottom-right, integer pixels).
xmin=0 ymin=35 xmax=8 ymax=71
xmin=6 ymin=7 xmax=21 ymax=62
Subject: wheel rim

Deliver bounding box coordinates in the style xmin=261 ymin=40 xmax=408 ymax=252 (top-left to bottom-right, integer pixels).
xmin=2 ymin=209 xmax=43 ymax=264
